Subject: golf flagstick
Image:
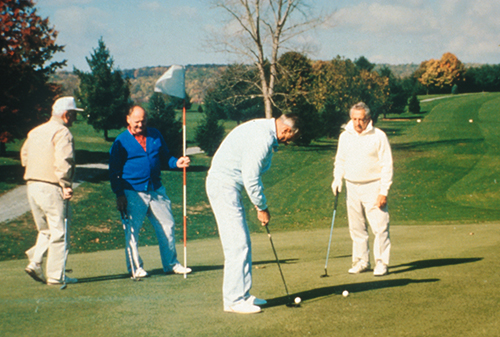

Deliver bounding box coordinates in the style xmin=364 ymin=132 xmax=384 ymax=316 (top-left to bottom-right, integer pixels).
xmin=182 ymin=99 xmax=187 ymax=279
xmin=154 ymin=65 xmax=188 ymax=278
xmin=322 ymin=193 xmax=339 ymax=278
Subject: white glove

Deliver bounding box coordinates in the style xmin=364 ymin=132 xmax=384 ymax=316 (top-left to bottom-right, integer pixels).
xmin=331 ymin=180 xmax=342 ymax=196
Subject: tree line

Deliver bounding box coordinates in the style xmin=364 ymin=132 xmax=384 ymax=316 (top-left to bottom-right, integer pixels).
xmin=2 ymin=0 xmax=500 ymax=157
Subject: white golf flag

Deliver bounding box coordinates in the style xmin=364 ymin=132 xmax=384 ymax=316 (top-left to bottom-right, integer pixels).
xmin=154 ymin=65 xmax=186 ymax=99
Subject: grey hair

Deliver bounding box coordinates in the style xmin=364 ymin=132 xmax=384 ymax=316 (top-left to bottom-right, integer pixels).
xmin=279 ymin=113 xmax=300 ymax=135
xmin=350 ymin=102 xmax=371 ymax=119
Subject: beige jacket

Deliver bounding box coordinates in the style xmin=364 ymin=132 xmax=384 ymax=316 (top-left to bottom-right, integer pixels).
xmin=21 ymin=116 xmax=75 ymax=188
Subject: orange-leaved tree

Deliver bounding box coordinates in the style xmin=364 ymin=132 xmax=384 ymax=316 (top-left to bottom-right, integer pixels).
xmin=0 ymin=0 xmax=65 ymax=156
xmin=417 ymin=52 xmax=466 ymax=93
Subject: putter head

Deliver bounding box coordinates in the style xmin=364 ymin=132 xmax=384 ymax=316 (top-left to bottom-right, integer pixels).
xmin=60 ymin=283 xmax=67 ymax=290
xmin=320 ymin=268 xmax=330 ymax=278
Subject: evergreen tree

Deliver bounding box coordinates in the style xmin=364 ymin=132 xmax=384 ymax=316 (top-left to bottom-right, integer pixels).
xmin=146 ymin=93 xmax=183 ymax=157
xmin=74 ymin=38 xmax=131 ymax=140
xmin=408 ymin=93 xmax=421 ymax=114
xmin=195 ymin=110 xmax=225 ymax=156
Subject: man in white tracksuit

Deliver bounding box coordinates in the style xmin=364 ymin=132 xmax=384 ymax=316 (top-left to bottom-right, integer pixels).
xmin=332 ymin=102 xmax=393 ymax=276
xmin=206 ymin=114 xmax=299 ymax=314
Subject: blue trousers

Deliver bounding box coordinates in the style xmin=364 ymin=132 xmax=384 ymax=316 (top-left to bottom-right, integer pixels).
xmin=123 ymin=186 xmax=179 ymax=273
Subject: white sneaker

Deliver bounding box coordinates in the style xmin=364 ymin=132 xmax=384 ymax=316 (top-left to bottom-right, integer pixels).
xmin=133 ymin=267 xmax=148 ymax=278
xmin=172 ymin=264 xmax=192 ymax=275
xmin=25 ymin=262 xmax=45 ymax=283
xmin=224 ymin=301 xmax=262 ymax=314
xmin=47 ymin=276 xmax=78 ymax=285
xmin=348 ymin=261 xmax=370 ymax=274
xmin=247 ymin=295 xmax=267 ymax=306
xmin=373 ymin=261 xmax=388 ymax=276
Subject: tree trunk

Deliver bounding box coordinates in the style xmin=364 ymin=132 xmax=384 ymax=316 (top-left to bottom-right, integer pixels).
xmin=0 ymin=142 xmax=6 ymax=157
xmin=104 ymin=129 xmax=109 ymax=141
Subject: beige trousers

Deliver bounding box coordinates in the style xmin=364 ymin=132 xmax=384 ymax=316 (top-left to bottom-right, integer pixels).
xmin=25 ymin=181 xmax=69 ymax=281
xmin=346 ymin=180 xmax=391 ymax=266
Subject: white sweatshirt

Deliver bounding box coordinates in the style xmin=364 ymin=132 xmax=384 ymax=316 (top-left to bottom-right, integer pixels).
xmin=208 ymin=118 xmax=278 ymax=211
xmin=333 ymin=120 xmax=393 ymax=196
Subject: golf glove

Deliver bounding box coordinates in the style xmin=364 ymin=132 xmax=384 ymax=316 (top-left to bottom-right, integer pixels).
xmin=331 ymin=179 xmax=342 ymax=195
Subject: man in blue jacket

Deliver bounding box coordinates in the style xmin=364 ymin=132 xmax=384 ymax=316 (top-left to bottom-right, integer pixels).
xmin=109 ymin=105 xmax=191 ymax=278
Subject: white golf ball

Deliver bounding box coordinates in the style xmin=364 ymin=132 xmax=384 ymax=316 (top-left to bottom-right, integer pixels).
xmin=342 ymin=290 xmax=349 ymax=297
xmin=294 ymin=297 xmax=301 ymax=304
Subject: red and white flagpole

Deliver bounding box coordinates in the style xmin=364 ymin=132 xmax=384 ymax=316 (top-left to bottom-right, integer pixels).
xmin=182 ymin=99 xmax=187 ymax=279
xmin=154 ymin=65 xmax=188 ymax=278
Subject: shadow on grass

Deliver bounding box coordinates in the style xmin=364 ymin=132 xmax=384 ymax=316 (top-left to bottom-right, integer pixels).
xmin=146 ymin=258 xmax=299 ymax=276
xmin=75 ymin=150 xmax=109 ymax=165
xmin=263 ymin=278 xmax=440 ymax=308
xmin=77 ymin=273 xmax=134 ymax=283
xmin=75 ymin=259 xmax=299 ymax=283
xmin=389 ymin=257 xmax=483 ymax=274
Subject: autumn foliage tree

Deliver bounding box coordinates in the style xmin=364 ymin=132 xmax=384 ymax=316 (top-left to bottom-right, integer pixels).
xmin=417 ymin=52 xmax=466 ymax=94
xmin=0 ymin=0 xmax=65 ymax=155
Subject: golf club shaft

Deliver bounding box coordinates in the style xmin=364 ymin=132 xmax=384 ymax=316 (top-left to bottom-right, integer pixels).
xmin=324 ymin=193 xmax=339 ymax=271
xmin=265 ymin=225 xmax=290 ymax=296
xmin=121 ymin=212 xmax=138 ymax=278
xmin=60 ymin=200 xmax=69 ymax=289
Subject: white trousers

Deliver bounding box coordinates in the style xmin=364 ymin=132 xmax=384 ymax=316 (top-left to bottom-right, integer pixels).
xmin=346 ymin=180 xmax=391 ymax=266
xmin=123 ymin=186 xmax=179 ymax=273
xmin=25 ymin=181 xmax=69 ymax=281
xmin=206 ymin=176 xmax=252 ymax=307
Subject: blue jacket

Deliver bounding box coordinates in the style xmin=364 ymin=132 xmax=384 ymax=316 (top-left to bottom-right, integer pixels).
xmin=109 ymin=127 xmax=178 ymax=197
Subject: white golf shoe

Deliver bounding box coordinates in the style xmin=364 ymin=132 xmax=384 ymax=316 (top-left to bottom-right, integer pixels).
xmin=25 ymin=262 xmax=45 ymax=283
xmin=224 ymin=301 xmax=262 ymax=314
xmin=171 ymin=264 xmax=192 ymax=275
xmin=133 ymin=267 xmax=148 ymax=278
xmin=373 ymin=261 xmax=388 ymax=276
xmin=348 ymin=261 xmax=370 ymax=274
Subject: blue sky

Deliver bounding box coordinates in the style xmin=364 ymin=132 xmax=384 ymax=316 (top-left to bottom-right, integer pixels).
xmin=36 ymin=0 xmax=500 ymax=71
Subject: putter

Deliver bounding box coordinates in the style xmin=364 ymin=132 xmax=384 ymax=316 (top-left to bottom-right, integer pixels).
xmin=60 ymin=200 xmax=69 ymax=290
xmin=321 ymin=193 xmax=339 ymax=278
xmin=264 ymin=224 xmax=300 ymax=308
xmin=121 ymin=212 xmax=142 ymax=282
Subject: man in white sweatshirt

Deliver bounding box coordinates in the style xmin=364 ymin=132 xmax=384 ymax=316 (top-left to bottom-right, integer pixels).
xmin=332 ymin=102 xmax=393 ymax=276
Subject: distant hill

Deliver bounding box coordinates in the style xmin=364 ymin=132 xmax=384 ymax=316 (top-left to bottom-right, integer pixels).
xmin=50 ymin=62 xmax=486 ymax=104
xmin=50 ymin=64 xmax=227 ymax=104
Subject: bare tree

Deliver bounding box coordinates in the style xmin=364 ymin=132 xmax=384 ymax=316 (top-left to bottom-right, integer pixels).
xmin=209 ymin=0 xmax=331 ymax=118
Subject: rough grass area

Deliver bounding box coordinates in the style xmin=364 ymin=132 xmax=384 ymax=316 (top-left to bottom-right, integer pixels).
xmin=2 ymin=93 xmax=500 ymax=261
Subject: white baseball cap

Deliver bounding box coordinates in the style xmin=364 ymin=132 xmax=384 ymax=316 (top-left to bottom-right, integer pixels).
xmin=52 ymin=97 xmax=84 ymax=115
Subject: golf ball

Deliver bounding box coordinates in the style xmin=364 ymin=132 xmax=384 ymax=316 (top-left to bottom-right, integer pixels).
xmin=294 ymin=297 xmax=301 ymax=304
xmin=342 ymin=290 xmax=349 ymax=297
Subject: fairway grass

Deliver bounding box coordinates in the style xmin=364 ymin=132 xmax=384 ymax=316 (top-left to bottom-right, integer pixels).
xmin=1 ymin=223 xmax=499 ymax=336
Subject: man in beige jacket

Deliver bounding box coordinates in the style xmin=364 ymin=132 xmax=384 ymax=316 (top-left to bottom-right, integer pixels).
xmin=21 ymin=96 xmax=82 ymax=285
